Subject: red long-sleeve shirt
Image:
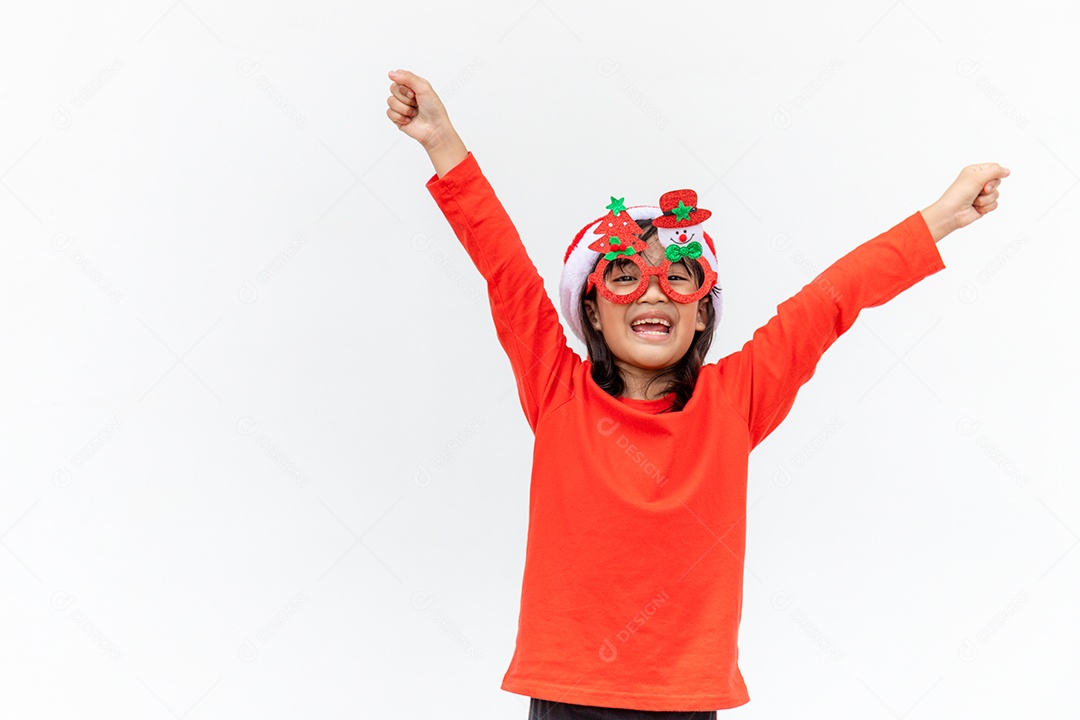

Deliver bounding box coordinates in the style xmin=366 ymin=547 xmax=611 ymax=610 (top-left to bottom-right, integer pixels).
xmin=425 ymin=151 xmax=946 ymax=711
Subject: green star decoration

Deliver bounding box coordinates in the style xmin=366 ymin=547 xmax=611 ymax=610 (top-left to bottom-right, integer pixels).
xmin=606 ymin=196 xmax=627 ymax=215
xmin=671 ymin=200 xmax=693 ymax=222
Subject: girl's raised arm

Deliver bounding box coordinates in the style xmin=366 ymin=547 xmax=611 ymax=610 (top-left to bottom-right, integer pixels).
xmin=716 ymin=163 xmax=1010 ymax=449
xmin=387 ymin=69 xmax=580 ymax=432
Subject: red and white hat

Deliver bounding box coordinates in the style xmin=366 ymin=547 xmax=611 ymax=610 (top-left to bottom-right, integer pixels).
xmin=558 ymin=190 xmax=723 ymax=344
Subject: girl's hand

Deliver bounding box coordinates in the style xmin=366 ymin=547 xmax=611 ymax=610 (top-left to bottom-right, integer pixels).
xmin=921 ymin=162 xmax=1011 ymax=242
xmin=386 ymin=69 xmax=456 ymax=150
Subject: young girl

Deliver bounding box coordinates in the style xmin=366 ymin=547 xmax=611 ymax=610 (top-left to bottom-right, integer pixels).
xmin=385 ymin=68 xmax=1009 ymax=718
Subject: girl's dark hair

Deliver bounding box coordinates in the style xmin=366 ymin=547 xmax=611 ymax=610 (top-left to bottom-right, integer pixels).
xmin=578 ymin=218 xmax=717 ymax=413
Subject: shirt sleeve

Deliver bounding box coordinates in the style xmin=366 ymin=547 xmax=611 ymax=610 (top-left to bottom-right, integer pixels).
xmin=425 ymin=151 xmax=581 ymax=433
xmin=715 ymin=211 xmax=947 ymax=450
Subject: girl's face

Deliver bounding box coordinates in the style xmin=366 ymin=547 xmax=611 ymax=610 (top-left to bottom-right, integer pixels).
xmin=582 ymin=242 xmax=709 ymax=372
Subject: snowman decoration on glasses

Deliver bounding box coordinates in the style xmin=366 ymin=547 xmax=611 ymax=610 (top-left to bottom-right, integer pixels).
xmin=585 ymin=190 xmax=718 ymax=305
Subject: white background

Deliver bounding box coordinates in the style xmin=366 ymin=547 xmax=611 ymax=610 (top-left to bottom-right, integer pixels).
xmin=1 ymin=1 xmax=1077 ymax=718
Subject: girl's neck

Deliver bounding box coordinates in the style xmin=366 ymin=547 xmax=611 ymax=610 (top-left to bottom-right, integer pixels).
xmin=617 ymin=363 xmax=672 ymax=401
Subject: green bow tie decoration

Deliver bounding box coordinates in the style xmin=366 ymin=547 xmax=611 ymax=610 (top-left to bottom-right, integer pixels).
xmin=665 ymin=241 xmax=703 ymax=262
xmin=603 ymin=236 xmax=638 ymax=261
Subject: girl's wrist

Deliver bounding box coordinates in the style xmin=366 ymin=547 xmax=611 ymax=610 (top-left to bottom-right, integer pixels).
xmin=919 ymin=202 xmax=954 ymax=243
xmin=426 ymin=130 xmax=468 ymax=178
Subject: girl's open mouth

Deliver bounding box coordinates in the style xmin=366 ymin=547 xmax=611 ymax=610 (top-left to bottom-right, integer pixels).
xmin=630 ymin=319 xmax=672 ymax=340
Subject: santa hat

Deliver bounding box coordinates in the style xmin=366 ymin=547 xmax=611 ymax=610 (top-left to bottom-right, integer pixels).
xmin=558 ymin=190 xmax=723 ymax=345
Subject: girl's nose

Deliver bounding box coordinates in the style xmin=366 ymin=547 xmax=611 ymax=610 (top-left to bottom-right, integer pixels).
xmin=641 ymin=274 xmax=666 ymax=298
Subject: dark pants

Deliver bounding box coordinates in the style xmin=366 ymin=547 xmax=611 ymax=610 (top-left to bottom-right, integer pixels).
xmin=529 ymin=698 xmax=717 ymax=720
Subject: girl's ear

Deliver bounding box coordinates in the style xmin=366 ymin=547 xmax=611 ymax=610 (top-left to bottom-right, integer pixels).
xmin=583 ymin=298 xmax=602 ymax=330
xmin=696 ymin=297 xmax=709 ymax=332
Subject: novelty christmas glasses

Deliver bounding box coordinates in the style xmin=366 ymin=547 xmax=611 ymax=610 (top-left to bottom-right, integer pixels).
xmin=587 ymin=247 xmax=717 ymax=304
xmin=584 ymin=195 xmax=718 ymax=304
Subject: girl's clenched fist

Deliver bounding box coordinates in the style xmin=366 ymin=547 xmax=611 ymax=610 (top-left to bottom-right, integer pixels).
xmin=921 ymin=162 xmax=1011 ymax=242
xmin=386 ymin=69 xmax=454 ymax=150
